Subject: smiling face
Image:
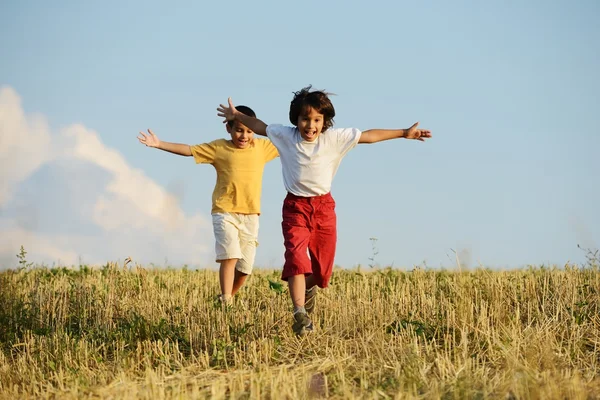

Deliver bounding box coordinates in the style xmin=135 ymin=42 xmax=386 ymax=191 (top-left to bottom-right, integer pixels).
xmin=297 ymin=107 xmax=325 ymax=142
xmin=226 ymin=121 xmax=254 ymax=149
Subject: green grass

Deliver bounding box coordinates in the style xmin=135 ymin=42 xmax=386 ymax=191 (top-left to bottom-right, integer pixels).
xmin=0 ymin=263 xmax=599 ymax=399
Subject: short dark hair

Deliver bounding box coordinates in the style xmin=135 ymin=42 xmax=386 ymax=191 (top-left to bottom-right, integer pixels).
xmin=289 ymin=85 xmax=335 ymax=131
xmin=227 ymin=105 xmax=256 ymax=128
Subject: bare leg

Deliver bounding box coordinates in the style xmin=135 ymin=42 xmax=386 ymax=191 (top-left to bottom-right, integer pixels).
xmin=231 ymin=269 xmax=248 ymax=296
xmin=218 ymin=258 xmax=238 ymax=299
xmin=289 ymin=274 xmax=314 ymax=335
xmin=288 ymin=274 xmax=307 ymax=309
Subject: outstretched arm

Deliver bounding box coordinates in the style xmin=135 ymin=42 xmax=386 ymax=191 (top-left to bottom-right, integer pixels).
xmin=137 ymin=129 xmax=192 ymax=156
xmin=217 ymin=98 xmax=268 ymax=136
xmin=358 ymin=122 xmax=432 ymax=144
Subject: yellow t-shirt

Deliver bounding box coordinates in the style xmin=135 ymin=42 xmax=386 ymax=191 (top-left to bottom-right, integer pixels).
xmin=190 ymin=138 xmax=279 ymax=214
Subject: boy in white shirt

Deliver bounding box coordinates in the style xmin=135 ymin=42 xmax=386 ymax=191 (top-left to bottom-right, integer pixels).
xmin=218 ymin=87 xmax=431 ymax=334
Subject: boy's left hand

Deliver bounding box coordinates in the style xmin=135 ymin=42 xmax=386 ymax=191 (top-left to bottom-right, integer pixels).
xmin=217 ymin=98 xmax=237 ymax=124
xmin=405 ymin=122 xmax=432 ymax=141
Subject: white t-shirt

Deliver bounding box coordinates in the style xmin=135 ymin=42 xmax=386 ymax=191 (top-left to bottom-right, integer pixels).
xmin=266 ymin=124 xmax=362 ymax=197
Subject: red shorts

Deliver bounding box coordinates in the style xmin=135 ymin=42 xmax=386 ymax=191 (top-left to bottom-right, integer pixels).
xmin=281 ymin=192 xmax=337 ymax=288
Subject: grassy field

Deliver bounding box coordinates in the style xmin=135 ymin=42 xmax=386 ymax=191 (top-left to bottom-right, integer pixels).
xmin=1 ymin=261 xmax=599 ymax=399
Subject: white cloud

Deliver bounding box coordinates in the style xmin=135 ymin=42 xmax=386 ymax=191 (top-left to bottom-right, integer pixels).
xmin=0 ymin=226 xmax=80 ymax=266
xmin=0 ymin=87 xmax=53 ymax=207
xmin=0 ymin=86 xmax=212 ymax=268
xmin=63 ymin=124 xmax=189 ymax=233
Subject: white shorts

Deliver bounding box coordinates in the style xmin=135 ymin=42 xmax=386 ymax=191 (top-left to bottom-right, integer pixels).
xmin=212 ymin=213 xmax=259 ymax=275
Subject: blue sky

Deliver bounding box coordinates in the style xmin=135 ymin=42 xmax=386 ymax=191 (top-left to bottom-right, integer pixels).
xmin=1 ymin=0 xmax=598 ymax=270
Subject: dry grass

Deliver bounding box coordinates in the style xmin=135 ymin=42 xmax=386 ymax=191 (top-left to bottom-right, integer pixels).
xmin=1 ymin=263 xmax=599 ymax=399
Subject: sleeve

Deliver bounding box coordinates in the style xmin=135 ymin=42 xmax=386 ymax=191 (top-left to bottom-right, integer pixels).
xmin=266 ymin=124 xmax=294 ymax=150
xmin=262 ymin=139 xmax=279 ymax=162
xmin=190 ymin=141 xmax=217 ymax=164
xmin=334 ymin=127 xmax=362 ymax=158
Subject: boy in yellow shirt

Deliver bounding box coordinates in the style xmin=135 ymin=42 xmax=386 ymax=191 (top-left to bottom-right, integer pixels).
xmin=137 ymin=106 xmax=278 ymax=303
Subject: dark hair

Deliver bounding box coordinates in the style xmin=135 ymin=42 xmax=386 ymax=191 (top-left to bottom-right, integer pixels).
xmin=227 ymin=105 xmax=256 ymax=128
xmin=288 ymin=85 xmax=335 ymax=131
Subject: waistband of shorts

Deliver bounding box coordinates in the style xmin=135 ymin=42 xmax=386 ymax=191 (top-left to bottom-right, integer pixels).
xmin=285 ymin=192 xmax=333 ymax=203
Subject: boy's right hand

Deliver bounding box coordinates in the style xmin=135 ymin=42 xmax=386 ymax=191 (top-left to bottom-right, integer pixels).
xmin=217 ymin=98 xmax=238 ymax=123
xmin=138 ymin=129 xmax=161 ymax=148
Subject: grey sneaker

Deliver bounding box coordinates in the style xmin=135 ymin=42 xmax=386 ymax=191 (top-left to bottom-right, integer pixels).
xmin=305 ymin=286 xmax=318 ymax=314
xmin=292 ymin=312 xmax=314 ymax=336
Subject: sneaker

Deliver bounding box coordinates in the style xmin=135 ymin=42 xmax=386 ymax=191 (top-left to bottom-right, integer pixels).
xmin=292 ymin=312 xmax=314 ymax=336
xmin=305 ymin=286 xmax=318 ymax=314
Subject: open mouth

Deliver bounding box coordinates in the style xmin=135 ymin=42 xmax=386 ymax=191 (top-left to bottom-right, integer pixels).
xmin=303 ymin=131 xmax=317 ymax=140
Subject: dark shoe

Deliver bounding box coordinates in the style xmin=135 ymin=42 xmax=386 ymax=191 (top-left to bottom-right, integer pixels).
xmin=292 ymin=312 xmax=314 ymax=336
xmin=305 ymin=286 xmax=318 ymax=314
